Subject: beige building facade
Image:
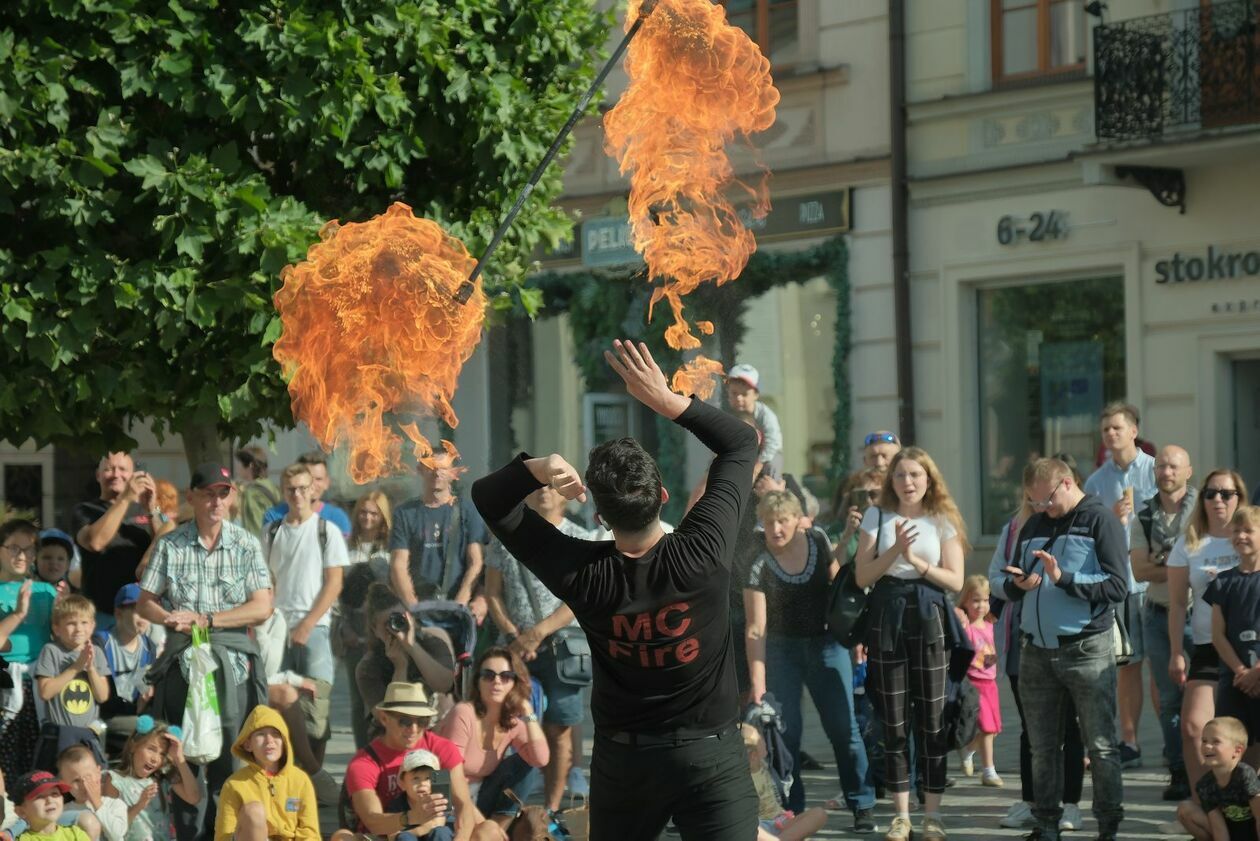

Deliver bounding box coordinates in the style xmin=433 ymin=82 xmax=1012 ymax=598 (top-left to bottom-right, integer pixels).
xmin=902 ymin=0 xmax=1260 ymax=542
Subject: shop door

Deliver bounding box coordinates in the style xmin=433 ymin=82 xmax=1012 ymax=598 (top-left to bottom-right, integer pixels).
xmin=1234 ymin=358 xmax=1260 ymax=498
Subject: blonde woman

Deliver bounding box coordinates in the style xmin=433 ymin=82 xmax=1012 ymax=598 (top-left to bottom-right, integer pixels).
xmin=1166 ymin=468 xmax=1247 ymax=797
xmin=744 ymin=490 xmax=874 ymax=832
xmin=855 ymin=447 xmax=967 ymax=841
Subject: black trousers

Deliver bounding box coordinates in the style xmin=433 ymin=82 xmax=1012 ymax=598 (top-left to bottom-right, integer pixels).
xmin=590 ymin=727 xmax=757 ymax=841
xmin=1010 ymin=673 xmax=1083 ymax=804
xmin=157 ymin=667 xmax=252 ymax=841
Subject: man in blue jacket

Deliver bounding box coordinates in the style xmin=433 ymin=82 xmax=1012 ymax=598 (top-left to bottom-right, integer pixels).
xmin=1004 ymin=457 xmax=1129 ymax=841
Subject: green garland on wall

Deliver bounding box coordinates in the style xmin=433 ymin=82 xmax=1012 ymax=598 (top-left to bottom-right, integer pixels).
xmin=529 ymin=235 xmax=851 ymax=521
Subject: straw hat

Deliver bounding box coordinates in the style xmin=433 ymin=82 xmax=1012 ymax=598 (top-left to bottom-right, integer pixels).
xmin=374 ymin=682 xmax=438 ymax=718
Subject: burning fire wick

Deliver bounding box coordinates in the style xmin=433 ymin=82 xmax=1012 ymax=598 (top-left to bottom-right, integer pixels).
xmin=453 ymin=0 xmax=662 ymax=305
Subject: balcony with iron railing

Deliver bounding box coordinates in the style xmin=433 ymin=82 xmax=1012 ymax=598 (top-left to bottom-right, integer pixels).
xmin=1094 ymin=0 xmax=1260 ymax=143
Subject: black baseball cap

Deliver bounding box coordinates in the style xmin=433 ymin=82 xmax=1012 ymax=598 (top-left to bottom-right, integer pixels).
xmin=190 ymin=462 xmax=233 ymax=490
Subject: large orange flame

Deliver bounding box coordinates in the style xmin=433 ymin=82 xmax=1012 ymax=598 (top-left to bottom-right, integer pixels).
xmin=273 ymin=202 xmax=486 ymax=483
xmin=604 ymin=0 xmax=778 ymax=395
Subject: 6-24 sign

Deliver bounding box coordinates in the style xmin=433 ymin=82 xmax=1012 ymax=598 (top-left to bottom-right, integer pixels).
xmin=997 ymin=211 xmax=1068 ymax=245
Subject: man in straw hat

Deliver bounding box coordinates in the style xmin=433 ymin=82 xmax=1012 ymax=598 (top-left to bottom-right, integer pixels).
xmin=472 ymin=339 xmax=760 ymax=840
xmin=341 ymin=682 xmax=476 ymax=839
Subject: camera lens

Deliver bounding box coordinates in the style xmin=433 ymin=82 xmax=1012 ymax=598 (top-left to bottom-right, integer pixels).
xmin=387 ymin=611 xmax=408 ymax=633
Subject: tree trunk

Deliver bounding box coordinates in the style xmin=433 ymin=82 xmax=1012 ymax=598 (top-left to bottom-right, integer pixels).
xmin=177 ymin=417 xmax=227 ymax=473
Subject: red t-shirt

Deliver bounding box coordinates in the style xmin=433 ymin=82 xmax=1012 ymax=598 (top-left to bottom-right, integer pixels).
xmin=344 ymin=731 xmax=464 ymax=825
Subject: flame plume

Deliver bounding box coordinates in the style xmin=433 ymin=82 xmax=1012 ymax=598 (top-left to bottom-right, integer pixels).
xmin=604 ymin=0 xmax=778 ymax=396
xmin=671 ymin=355 xmax=726 ymax=400
xmin=273 ymin=202 xmax=485 ymax=483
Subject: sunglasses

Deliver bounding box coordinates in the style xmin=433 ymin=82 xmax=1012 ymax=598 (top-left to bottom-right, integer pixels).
xmin=864 ymin=432 xmax=898 ymax=447
xmin=390 ymin=713 xmax=429 ymax=729
xmin=1203 ymin=488 xmax=1240 ymax=501
xmin=478 ymin=669 xmax=517 ymax=684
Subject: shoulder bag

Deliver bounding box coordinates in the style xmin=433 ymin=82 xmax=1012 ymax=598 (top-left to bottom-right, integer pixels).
xmin=826 ymin=510 xmax=881 ymax=647
xmin=523 ymin=577 xmax=592 ymax=687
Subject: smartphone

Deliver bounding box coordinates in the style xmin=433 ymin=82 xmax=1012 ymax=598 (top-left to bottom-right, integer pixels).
xmin=848 ymin=489 xmax=869 ymax=512
xmin=429 ymin=769 xmax=451 ymax=804
xmin=1002 ymin=565 xmax=1027 ymax=579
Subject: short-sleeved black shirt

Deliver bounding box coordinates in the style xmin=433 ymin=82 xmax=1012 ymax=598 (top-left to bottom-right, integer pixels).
xmin=1196 ymin=763 xmax=1260 ymax=841
xmin=746 ymin=528 xmax=833 ymax=638
xmin=72 ymin=498 xmax=153 ymax=616
xmin=1203 ymin=567 xmax=1260 ymax=669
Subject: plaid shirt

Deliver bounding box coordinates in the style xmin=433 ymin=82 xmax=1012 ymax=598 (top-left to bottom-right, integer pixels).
xmin=140 ymin=519 xmax=270 ymax=682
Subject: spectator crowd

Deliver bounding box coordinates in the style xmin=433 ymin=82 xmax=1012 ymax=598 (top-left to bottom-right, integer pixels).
xmin=0 ymin=368 xmax=1258 ymax=841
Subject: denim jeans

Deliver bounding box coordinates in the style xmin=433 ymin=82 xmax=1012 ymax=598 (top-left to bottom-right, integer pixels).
xmin=1019 ymin=630 xmax=1124 ymax=832
xmin=765 ymin=633 xmax=874 ymax=812
xmin=1142 ymin=600 xmax=1190 ymax=772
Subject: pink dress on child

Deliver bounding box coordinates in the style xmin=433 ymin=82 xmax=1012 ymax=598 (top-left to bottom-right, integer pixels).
xmin=965 ymin=619 xmax=1002 ymax=734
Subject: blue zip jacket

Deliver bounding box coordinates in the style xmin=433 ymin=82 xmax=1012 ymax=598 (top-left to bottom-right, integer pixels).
xmin=1003 ymin=494 xmax=1128 ymax=648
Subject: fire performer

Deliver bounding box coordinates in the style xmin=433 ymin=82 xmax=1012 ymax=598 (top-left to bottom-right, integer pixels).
xmin=471 ymin=339 xmax=758 ymax=840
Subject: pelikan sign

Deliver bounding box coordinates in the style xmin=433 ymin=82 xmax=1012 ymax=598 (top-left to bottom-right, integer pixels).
xmin=1155 ymin=246 xmax=1260 ymax=283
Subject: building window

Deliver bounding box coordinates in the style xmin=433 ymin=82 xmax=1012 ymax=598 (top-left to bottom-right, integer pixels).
xmin=720 ymin=0 xmax=800 ymax=66
xmin=976 ymin=276 xmax=1126 ymax=535
xmin=992 ymin=0 xmax=1088 ymax=82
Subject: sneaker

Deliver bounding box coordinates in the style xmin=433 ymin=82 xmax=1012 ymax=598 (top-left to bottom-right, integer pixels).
xmin=1096 ymin=825 xmax=1119 ymax=841
xmin=1001 ymin=801 xmax=1037 ymax=829
xmin=1157 ymin=820 xmax=1188 ymax=835
xmin=853 ymin=808 xmax=877 ymax=833
xmin=922 ymin=816 xmax=947 ymax=840
xmin=1120 ymin=742 xmax=1143 ymax=769
xmin=548 ymin=810 xmax=573 ymax=840
xmin=1162 ymin=766 xmax=1190 ymax=801
xmin=885 ymin=816 xmax=913 ymax=841
xmin=981 ymin=769 xmax=1004 ymax=787
xmin=566 ymin=765 xmax=590 ymax=798
xmin=310 ymin=768 xmax=340 ymax=806
xmin=1059 ymin=803 xmax=1083 ymax=831
xmin=960 ymin=750 xmax=976 ymax=777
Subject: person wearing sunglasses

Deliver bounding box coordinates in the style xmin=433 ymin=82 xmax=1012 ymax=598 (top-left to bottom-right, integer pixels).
xmin=862 ymin=431 xmax=901 ymax=474
xmin=136 ymin=461 xmax=275 ymax=840
xmin=435 ymin=647 xmax=549 ymax=837
xmin=1166 ymin=469 xmax=1248 ymax=803
xmin=1002 ymin=457 xmax=1130 ymax=841
xmin=341 ymin=681 xmax=477 ymax=840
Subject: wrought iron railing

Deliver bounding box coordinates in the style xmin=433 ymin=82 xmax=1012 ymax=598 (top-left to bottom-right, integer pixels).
xmin=1095 ymin=0 xmax=1260 ymax=141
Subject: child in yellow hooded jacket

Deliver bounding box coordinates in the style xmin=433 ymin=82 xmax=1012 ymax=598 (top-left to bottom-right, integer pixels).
xmin=214 ymin=705 xmax=320 ymax=840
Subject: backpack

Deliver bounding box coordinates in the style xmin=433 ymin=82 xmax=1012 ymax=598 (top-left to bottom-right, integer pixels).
xmin=743 ymin=694 xmax=794 ymax=810
xmin=337 ymin=742 xmax=383 ymax=832
xmin=266 ymin=515 xmax=330 ymax=562
xmin=826 ymin=510 xmax=881 ymax=647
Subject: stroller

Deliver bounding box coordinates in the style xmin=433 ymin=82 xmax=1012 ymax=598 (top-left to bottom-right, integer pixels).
xmin=743 ymin=692 xmax=794 ymax=811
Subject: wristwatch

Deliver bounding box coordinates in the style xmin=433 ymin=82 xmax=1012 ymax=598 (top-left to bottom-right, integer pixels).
xmin=206 ymin=613 xmax=214 ymax=629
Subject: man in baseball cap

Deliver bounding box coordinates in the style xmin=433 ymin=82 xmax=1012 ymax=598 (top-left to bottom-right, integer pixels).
xmin=726 ymin=362 xmax=783 ymax=473
xmin=189 ymin=462 xmax=234 ymax=491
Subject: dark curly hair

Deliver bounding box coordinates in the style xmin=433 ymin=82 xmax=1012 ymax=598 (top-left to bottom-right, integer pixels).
xmin=584 ymin=437 xmax=662 ymax=532
xmin=473 ymin=646 xmax=532 ymax=730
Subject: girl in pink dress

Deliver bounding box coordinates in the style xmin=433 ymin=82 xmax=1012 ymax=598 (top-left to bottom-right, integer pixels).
xmin=956 ymin=575 xmax=1003 ymax=787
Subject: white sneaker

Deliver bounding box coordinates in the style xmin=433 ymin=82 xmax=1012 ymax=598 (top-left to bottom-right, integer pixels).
xmin=1157 ymin=819 xmax=1189 ymax=835
xmin=959 ymin=750 xmax=975 ymax=777
xmin=1000 ymin=801 xmax=1036 ymax=829
xmin=981 ymin=768 xmax=1004 ymax=787
xmin=1059 ymin=803 xmax=1083 ymax=831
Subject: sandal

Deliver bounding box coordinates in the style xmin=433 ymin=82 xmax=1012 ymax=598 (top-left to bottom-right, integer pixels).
xmin=824 ymin=794 xmax=846 ymax=811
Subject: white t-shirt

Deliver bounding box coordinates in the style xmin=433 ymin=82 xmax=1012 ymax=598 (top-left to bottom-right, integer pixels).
xmin=860 ymin=507 xmax=959 ymax=580
xmin=1166 ymin=533 xmax=1239 ymax=644
xmin=267 ymin=513 xmax=349 ymax=628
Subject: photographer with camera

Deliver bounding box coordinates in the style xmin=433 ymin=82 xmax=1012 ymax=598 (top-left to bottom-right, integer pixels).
xmin=355 ymin=583 xmax=457 ymax=739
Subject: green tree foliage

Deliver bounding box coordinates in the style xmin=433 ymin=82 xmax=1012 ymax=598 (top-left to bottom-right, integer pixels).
xmin=0 ymin=0 xmax=608 ymax=459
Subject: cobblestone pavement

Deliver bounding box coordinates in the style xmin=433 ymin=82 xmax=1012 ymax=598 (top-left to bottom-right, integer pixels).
xmin=319 ymin=662 xmax=1189 ymax=839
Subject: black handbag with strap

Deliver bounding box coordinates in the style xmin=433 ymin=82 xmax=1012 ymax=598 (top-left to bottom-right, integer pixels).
xmin=826 ymin=510 xmax=881 ymax=647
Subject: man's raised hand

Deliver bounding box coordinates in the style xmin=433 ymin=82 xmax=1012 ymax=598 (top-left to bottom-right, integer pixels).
xmin=604 ymin=339 xmax=690 ymax=420
xmin=525 ymin=454 xmax=587 ymax=503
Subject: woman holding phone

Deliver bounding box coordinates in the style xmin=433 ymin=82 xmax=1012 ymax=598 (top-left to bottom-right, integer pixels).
xmin=855 ymin=447 xmax=968 ymax=841
xmin=1165 ymin=469 xmax=1247 ymax=798
xmin=435 ymin=647 xmax=550 ymax=839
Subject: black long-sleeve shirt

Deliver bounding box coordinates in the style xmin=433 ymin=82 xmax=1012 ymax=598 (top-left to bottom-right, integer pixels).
xmin=471 ymin=398 xmax=758 ymax=735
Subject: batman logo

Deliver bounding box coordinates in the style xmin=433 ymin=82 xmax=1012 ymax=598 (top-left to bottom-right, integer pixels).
xmin=61 ymin=679 xmax=93 ymax=715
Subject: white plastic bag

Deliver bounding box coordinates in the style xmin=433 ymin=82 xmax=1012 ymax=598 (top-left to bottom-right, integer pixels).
xmin=181 ymin=626 xmax=223 ymax=764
